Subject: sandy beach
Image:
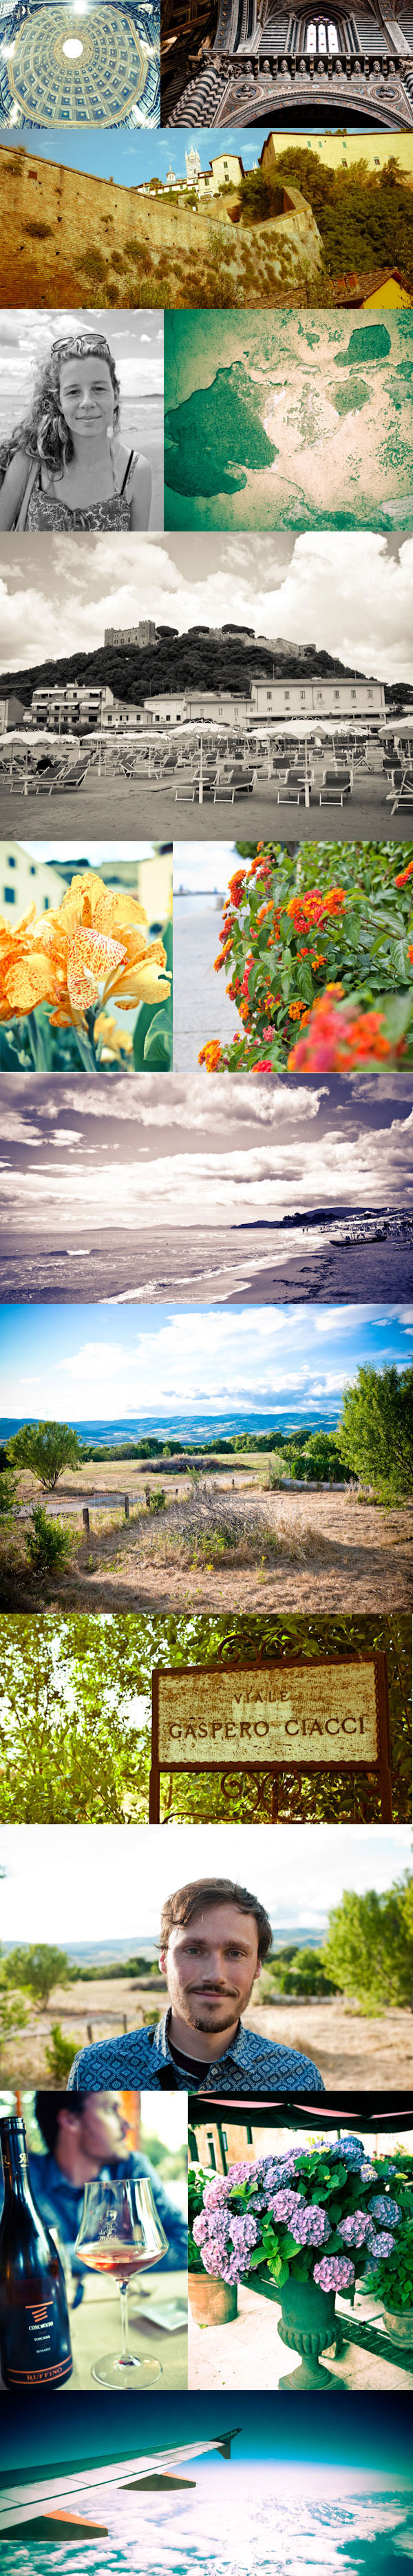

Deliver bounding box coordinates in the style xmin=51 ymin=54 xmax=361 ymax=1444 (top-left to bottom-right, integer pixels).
xmin=1 ymin=1225 xmax=412 ymax=1305
xmin=0 ymin=772 xmax=408 ymax=844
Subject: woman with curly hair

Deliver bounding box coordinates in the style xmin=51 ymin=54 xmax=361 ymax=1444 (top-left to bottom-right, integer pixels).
xmin=0 ymin=328 xmax=153 ymax=530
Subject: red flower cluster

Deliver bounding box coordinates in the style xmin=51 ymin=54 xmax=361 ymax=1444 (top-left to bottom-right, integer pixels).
xmin=285 ymin=887 xmax=346 ymax=933
xmin=287 ymin=991 xmax=397 ymax=1073
xmin=394 ymin=861 xmax=413 ymax=887
xmin=227 ymin=870 xmax=247 ymax=908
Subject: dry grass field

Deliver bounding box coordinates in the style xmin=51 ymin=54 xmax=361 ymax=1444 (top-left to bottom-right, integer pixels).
xmin=4 ymin=1981 xmax=413 ymax=2089
xmin=1 ymin=1460 xmax=412 ymax=1614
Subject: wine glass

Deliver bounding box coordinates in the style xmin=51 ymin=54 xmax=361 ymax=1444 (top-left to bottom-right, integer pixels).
xmin=74 ymin=2175 xmax=169 ymax=2387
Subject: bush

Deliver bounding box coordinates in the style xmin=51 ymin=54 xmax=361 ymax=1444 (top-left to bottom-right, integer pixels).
xmin=198 ymin=842 xmax=413 ymax=1074
xmin=148 ymin=1489 xmax=166 ymax=1514
xmin=25 ymin=1507 xmax=72 ymax=1575
xmin=45 ymin=2022 xmax=77 ymax=2082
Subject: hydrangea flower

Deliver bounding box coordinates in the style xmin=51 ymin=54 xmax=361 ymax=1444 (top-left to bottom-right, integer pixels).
xmin=225 ymin=2162 xmax=256 ymax=2190
xmin=338 ymin=2211 xmax=378 ymax=2249
xmin=228 ymin=2213 xmax=259 ymax=2252
xmin=368 ymin=2196 xmax=401 ymax=2228
xmin=191 ymin=2213 xmax=210 ymax=2247
xmin=366 ymin=2231 xmax=396 ymax=2262
xmin=202 ymin=2176 xmax=231 ymax=2207
xmin=265 ymin=2189 xmax=304 ymax=2225
xmin=200 ymin=2239 xmax=234 ymax=2277
xmin=313 ymin=2255 xmax=355 ymax=2293
xmin=193 ymin=2208 xmax=229 ymax=2247
xmin=289 ymin=2204 xmax=331 ymax=2248
xmin=330 ymin=2136 xmax=365 ymax=2166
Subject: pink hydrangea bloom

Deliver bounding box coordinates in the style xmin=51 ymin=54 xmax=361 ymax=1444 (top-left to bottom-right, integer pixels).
xmin=313 ymin=2255 xmax=355 ymax=2293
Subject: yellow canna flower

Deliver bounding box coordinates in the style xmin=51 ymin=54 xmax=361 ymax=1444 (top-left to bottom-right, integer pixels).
xmin=94 ymin=1013 xmax=134 ymax=1059
xmin=0 ymin=871 xmax=171 ymax=1033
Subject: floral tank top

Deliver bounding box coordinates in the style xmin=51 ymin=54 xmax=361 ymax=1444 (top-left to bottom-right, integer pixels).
xmin=25 ymin=450 xmax=140 ymax=531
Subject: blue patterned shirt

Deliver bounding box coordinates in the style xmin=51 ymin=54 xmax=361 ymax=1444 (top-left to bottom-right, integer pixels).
xmin=27 ymin=2146 xmax=187 ymax=2274
xmin=67 ymin=2012 xmax=324 ymax=2094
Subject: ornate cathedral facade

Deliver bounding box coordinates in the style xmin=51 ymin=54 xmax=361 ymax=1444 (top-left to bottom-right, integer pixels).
xmin=161 ymin=0 xmax=413 ymax=125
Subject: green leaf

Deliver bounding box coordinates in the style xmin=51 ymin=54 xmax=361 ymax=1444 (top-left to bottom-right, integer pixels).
xmin=390 ymin=938 xmax=412 ymax=982
xmin=143 ymin=1011 xmax=173 ymax=1070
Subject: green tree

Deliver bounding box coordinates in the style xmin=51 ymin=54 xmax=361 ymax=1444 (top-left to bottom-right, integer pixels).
xmin=323 ymin=1878 xmax=413 ymax=2014
xmin=266 ymin=1945 xmax=337 ymax=1996
xmin=337 ymin=1362 xmax=413 ymax=1502
xmin=0 ymin=1614 xmax=410 ymax=1828
xmin=6 ymin=1421 xmax=83 ymax=1490
xmin=3 ymin=1945 xmax=73 ymax=2009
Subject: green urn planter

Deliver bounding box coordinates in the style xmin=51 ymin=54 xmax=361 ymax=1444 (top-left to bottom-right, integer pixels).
xmin=248 ymin=2272 xmax=338 ymax=2388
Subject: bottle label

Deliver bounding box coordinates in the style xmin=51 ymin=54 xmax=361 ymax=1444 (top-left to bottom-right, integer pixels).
xmin=1 ymin=2295 xmax=72 ymax=2385
xmin=6 ymin=2354 xmax=73 ymax=2385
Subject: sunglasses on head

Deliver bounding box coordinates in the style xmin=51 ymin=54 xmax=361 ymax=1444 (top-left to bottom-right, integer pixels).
xmin=50 ymin=335 xmax=111 ymax=358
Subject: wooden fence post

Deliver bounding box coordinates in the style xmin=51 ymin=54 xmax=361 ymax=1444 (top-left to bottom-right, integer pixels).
xmin=83 ymin=1506 xmax=89 ymax=1532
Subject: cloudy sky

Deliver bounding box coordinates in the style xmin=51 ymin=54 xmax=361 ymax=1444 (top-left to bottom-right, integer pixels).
xmin=0 ymin=1300 xmax=411 ymax=1422
xmin=0 ymin=1070 xmax=412 ymax=1243
xmin=0 ymin=1821 xmax=407 ymax=1942
xmin=1 ymin=531 xmax=412 ymax=683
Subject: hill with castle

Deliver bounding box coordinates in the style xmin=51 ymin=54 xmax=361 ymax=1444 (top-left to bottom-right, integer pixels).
xmin=0 ymin=625 xmax=403 ymax=711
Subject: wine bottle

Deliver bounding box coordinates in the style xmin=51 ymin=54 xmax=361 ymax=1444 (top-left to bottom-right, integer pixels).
xmin=0 ymin=2115 xmax=73 ymax=2388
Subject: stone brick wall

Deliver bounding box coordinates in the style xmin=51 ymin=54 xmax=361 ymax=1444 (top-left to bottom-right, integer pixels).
xmin=0 ymin=142 xmax=324 ymax=306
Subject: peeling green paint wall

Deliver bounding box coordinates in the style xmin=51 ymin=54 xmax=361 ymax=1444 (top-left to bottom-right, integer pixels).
xmin=164 ymin=310 xmax=413 ymax=532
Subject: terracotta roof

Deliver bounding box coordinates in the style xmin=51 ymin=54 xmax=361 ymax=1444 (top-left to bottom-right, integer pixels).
xmin=333 ymin=266 xmax=404 ymax=302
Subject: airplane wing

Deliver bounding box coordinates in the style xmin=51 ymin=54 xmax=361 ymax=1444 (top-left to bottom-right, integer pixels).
xmin=0 ymin=2431 xmax=242 ymax=2535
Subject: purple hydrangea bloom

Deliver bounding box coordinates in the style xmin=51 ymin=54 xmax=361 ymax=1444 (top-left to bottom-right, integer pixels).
xmin=228 ymin=2213 xmax=259 ymax=2252
xmin=226 ymin=2162 xmax=255 ymax=2188
xmin=193 ymin=2207 xmax=229 ymax=2248
xmin=266 ymin=2188 xmax=304 ymax=2225
xmin=200 ymin=2237 xmax=231 ymax=2275
xmin=313 ymin=2255 xmax=355 ymax=2292
xmin=289 ymin=2203 xmax=331 ymax=2248
xmin=358 ymin=2164 xmax=376 ymax=2184
xmin=202 ymin=2177 xmax=231 ymax=2207
xmin=338 ymin=2210 xmax=378 ymax=2249
xmin=192 ymin=2213 xmax=210 ymax=2246
xmin=367 ymin=2230 xmax=396 ymax=2261
xmin=368 ymin=2196 xmax=401 ymax=2228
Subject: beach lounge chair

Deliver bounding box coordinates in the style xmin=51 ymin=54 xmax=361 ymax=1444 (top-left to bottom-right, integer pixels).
xmin=45 ymin=759 xmax=92 ymax=795
xmin=317 ymin=770 xmax=352 ymax=806
xmin=388 ymin=780 xmax=413 ymax=815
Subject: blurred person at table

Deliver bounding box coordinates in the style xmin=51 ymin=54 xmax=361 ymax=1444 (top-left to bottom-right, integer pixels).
xmin=21 ymin=2090 xmax=187 ymax=2281
xmin=67 ymin=1877 xmax=324 ymax=2095
xmin=0 ymin=330 xmax=152 ymax=531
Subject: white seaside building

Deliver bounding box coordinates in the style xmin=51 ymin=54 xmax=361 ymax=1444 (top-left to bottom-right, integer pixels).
xmin=142 ymin=676 xmax=385 ymax=724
